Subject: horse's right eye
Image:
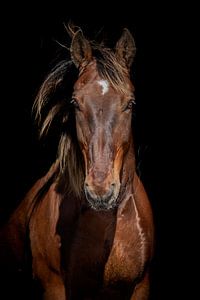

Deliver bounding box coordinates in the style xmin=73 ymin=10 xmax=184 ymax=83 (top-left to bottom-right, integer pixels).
xmin=71 ymin=98 xmax=80 ymax=110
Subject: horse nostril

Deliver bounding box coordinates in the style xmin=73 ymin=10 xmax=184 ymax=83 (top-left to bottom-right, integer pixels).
xmin=111 ymin=183 xmax=116 ymax=188
xmin=84 ymin=182 xmax=94 ymax=198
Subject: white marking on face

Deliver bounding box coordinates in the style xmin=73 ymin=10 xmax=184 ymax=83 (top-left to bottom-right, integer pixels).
xmin=97 ymin=80 xmax=109 ymax=95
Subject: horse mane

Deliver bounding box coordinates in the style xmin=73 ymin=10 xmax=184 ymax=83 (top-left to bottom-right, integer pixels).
xmin=33 ymin=28 xmax=132 ymax=197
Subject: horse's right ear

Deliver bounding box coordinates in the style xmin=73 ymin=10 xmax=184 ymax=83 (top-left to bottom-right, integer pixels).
xmin=70 ymin=30 xmax=92 ymax=68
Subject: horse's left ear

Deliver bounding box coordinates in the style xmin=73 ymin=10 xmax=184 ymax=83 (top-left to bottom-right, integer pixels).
xmin=70 ymin=29 xmax=92 ymax=68
xmin=115 ymin=28 xmax=136 ymax=68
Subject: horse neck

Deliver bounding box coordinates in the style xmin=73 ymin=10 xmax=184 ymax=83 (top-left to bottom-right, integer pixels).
xmin=120 ymin=136 xmax=136 ymax=196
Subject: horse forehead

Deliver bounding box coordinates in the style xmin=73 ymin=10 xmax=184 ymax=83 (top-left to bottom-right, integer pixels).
xmin=74 ymin=74 xmax=114 ymax=97
xmin=74 ymin=62 xmax=133 ymax=98
xmin=74 ymin=62 xmax=109 ymax=94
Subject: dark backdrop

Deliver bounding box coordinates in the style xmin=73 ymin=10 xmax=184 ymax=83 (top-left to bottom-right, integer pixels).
xmin=0 ymin=1 xmax=188 ymax=299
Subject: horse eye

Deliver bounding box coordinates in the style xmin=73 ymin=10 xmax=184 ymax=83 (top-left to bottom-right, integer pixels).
xmin=71 ymin=98 xmax=80 ymax=110
xmin=125 ymin=99 xmax=136 ymax=110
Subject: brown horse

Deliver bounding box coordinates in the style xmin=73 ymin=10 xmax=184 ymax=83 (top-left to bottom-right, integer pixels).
xmin=0 ymin=28 xmax=154 ymax=299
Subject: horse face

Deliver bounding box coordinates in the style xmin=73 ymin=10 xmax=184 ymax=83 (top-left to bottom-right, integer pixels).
xmin=72 ymin=61 xmax=135 ymax=210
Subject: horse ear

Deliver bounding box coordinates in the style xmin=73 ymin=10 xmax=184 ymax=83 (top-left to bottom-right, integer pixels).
xmin=70 ymin=30 xmax=92 ymax=68
xmin=115 ymin=28 xmax=136 ymax=68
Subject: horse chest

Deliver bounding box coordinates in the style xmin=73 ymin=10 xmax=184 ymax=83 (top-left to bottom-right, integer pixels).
xmin=63 ymin=209 xmax=117 ymax=296
xmin=104 ymin=222 xmax=147 ymax=286
xmin=104 ymin=197 xmax=148 ymax=286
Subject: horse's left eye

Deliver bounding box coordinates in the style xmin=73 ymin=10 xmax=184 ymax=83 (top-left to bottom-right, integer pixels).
xmin=71 ymin=98 xmax=80 ymax=110
xmin=125 ymin=99 xmax=136 ymax=110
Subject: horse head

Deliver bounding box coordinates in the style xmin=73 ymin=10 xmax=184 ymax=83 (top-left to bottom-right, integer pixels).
xmin=70 ymin=29 xmax=136 ymax=209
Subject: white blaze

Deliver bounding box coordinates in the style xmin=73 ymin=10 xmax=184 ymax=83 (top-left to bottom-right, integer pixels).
xmin=97 ymin=79 xmax=109 ymax=95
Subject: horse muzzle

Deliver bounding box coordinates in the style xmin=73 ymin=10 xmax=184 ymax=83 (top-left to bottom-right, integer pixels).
xmin=84 ymin=182 xmax=119 ymax=210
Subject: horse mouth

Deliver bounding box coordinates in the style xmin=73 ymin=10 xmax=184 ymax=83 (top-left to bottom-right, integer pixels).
xmin=84 ymin=188 xmax=119 ymax=211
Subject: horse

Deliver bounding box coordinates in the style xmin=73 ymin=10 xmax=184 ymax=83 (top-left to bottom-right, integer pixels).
xmin=0 ymin=27 xmax=154 ymax=299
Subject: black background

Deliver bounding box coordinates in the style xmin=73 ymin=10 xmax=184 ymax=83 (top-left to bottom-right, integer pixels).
xmin=0 ymin=1 xmax=190 ymax=299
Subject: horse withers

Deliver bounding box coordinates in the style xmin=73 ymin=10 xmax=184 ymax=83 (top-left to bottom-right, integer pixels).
xmin=0 ymin=27 xmax=154 ymax=300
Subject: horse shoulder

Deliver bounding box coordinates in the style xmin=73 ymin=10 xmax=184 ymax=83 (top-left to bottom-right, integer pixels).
xmin=104 ymin=173 xmax=154 ymax=285
xmin=0 ymin=161 xmax=59 ymax=267
xmin=29 ymin=182 xmax=62 ymax=283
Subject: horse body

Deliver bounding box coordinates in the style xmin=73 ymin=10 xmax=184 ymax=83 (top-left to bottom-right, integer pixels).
xmin=0 ymin=28 xmax=154 ymax=299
